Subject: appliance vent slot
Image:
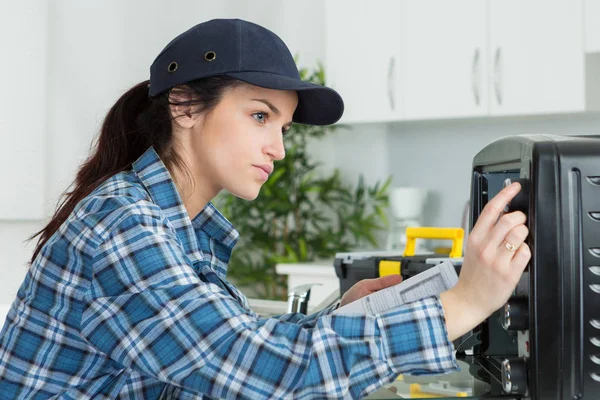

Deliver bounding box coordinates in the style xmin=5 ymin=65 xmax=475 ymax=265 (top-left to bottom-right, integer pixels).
xmin=591 ymin=267 xmax=600 ymax=276
xmin=591 ymin=355 xmax=600 ymax=365
xmin=587 ymin=176 xmax=600 ymax=186
xmin=592 ymin=373 xmax=600 ymax=382
xmin=591 ymin=337 xmax=600 ymax=347
xmin=590 ymin=285 xmax=600 ymax=294
xmin=589 ymin=248 xmax=600 ymax=257
xmin=592 ymin=320 xmax=600 ymax=329
xmin=590 ymin=212 xmax=600 ymax=221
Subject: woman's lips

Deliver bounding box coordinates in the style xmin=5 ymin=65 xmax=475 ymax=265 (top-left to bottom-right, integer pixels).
xmin=254 ymin=165 xmax=269 ymax=181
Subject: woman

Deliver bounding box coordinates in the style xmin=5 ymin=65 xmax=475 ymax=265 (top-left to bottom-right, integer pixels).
xmin=0 ymin=19 xmax=530 ymax=399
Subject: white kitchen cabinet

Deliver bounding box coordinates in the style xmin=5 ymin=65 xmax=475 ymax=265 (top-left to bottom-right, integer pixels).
xmin=324 ymin=0 xmax=403 ymax=124
xmin=0 ymin=3 xmax=47 ymax=220
xmin=586 ymin=0 xmax=600 ymax=52
xmin=489 ymin=0 xmax=585 ymax=116
xmin=402 ymin=0 xmax=488 ymax=120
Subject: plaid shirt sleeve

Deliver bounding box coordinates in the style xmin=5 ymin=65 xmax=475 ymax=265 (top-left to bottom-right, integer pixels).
xmin=80 ymin=210 xmax=458 ymax=400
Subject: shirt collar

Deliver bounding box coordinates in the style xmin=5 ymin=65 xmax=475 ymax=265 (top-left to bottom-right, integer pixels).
xmin=131 ymin=147 xmax=239 ymax=261
xmin=191 ymin=203 xmax=239 ymax=251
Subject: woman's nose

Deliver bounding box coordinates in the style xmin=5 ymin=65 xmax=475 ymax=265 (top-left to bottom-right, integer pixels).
xmin=264 ymin=131 xmax=286 ymax=161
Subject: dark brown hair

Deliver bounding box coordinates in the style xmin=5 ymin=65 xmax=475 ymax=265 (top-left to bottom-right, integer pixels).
xmin=28 ymin=76 xmax=241 ymax=264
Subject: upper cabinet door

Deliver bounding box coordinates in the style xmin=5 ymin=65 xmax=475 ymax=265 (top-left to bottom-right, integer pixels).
xmin=324 ymin=0 xmax=403 ymax=124
xmin=586 ymin=0 xmax=600 ymax=52
xmin=489 ymin=0 xmax=585 ymax=116
xmin=402 ymin=0 xmax=488 ymax=120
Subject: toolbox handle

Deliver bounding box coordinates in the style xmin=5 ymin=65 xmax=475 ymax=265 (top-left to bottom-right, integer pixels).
xmin=404 ymin=227 xmax=464 ymax=258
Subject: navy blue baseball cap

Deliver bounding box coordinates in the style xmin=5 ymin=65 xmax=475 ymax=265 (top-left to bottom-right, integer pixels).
xmin=149 ymin=19 xmax=344 ymax=126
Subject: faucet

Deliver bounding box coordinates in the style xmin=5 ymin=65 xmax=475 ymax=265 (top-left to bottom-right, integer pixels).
xmin=286 ymin=283 xmax=321 ymax=314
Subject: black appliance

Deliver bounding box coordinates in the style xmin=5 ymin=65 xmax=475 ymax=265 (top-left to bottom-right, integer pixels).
xmin=468 ymin=134 xmax=600 ymax=399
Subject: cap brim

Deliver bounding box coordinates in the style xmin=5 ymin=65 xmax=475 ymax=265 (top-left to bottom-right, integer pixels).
xmin=225 ymin=71 xmax=344 ymax=126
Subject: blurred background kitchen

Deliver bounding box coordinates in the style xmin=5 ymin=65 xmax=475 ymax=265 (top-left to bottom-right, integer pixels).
xmin=1 ymin=0 xmax=600 ymax=321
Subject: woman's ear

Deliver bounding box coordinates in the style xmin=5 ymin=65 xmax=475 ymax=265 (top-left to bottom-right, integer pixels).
xmin=168 ymin=86 xmax=196 ymax=129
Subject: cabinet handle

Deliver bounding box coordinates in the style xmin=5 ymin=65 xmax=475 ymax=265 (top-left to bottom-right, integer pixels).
xmin=387 ymin=56 xmax=395 ymax=111
xmin=494 ymin=47 xmax=503 ymax=105
xmin=471 ymin=48 xmax=480 ymax=106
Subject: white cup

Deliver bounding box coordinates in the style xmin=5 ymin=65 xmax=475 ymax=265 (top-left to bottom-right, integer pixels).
xmin=389 ymin=187 xmax=428 ymax=220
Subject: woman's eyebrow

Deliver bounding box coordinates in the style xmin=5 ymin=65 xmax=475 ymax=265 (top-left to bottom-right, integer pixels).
xmin=251 ymin=98 xmax=280 ymax=116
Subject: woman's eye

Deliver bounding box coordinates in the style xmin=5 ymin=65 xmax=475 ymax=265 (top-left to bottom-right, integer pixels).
xmin=252 ymin=112 xmax=267 ymax=123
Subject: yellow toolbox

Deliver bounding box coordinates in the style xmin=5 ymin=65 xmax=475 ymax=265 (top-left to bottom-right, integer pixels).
xmin=333 ymin=227 xmax=464 ymax=295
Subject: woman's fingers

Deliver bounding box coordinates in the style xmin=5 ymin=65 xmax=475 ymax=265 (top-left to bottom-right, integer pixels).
xmin=510 ymin=242 xmax=531 ymax=281
xmin=496 ymin=224 xmax=529 ymax=265
xmin=470 ymin=182 xmax=522 ymax=240
xmin=454 ymin=181 xmax=532 ymax=322
xmin=339 ymin=274 xmax=403 ymax=307
xmin=367 ymin=274 xmax=402 ymax=292
xmin=489 ymin=211 xmax=527 ymax=248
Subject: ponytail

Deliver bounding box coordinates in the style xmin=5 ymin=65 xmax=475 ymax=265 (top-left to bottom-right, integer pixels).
xmin=28 ymin=78 xmax=171 ymax=264
xmin=28 ymin=76 xmax=242 ymax=265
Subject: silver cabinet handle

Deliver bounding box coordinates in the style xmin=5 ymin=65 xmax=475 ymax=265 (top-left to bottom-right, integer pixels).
xmin=471 ymin=48 xmax=481 ymax=106
xmin=387 ymin=56 xmax=395 ymax=111
xmin=494 ymin=47 xmax=503 ymax=105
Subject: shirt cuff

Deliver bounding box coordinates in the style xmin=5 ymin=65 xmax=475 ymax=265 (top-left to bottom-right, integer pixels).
xmin=376 ymin=296 xmax=459 ymax=376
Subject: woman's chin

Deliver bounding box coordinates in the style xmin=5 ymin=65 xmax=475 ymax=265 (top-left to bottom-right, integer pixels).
xmin=229 ymin=186 xmax=261 ymax=201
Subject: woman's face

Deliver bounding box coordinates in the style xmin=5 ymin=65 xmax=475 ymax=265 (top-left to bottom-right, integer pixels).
xmin=189 ymin=82 xmax=298 ymax=201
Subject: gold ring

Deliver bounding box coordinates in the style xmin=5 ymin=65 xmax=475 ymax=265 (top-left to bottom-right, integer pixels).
xmin=504 ymin=241 xmax=517 ymax=252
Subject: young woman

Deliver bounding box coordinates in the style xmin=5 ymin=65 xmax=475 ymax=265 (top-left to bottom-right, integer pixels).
xmin=0 ymin=19 xmax=530 ymax=399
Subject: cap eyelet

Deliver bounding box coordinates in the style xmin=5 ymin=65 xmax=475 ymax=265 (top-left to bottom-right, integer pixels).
xmin=167 ymin=62 xmax=178 ymax=72
xmin=204 ymin=51 xmax=216 ymax=62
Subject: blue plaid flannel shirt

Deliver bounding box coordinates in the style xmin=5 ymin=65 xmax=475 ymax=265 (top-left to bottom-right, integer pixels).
xmin=0 ymin=147 xmax=457 ymax=399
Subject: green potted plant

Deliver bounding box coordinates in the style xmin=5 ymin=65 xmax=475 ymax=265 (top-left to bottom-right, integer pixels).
xmin=218 ymin=62 xmax=391 ymax=300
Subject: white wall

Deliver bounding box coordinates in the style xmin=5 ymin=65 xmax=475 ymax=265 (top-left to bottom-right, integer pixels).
xmin=0 ymin=2 xmax=48 ymax=220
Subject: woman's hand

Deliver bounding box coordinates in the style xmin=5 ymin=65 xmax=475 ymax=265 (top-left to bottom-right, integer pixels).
xmin=339 ymin=274 xmax=403 ymax=308
xmin=440 ymin=182 xmax=531 ymax=341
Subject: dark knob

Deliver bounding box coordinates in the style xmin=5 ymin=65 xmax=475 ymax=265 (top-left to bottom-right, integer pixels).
xmin=500 ymin=298 xmax=529 ymax=331
xmin=502 ymin=178 xmax=529 ymax=213
xmin=501 ymin=358 xmax=528 ymax=395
